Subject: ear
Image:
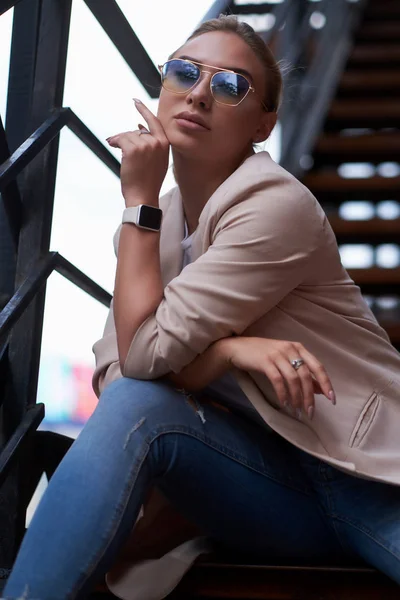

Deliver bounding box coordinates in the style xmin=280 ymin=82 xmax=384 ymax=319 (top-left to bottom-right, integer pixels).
xmin=253 ymin=111 xmax=277 ymax=144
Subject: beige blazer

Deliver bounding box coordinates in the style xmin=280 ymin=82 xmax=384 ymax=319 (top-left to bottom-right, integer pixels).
xmin=92 ymin=151 xmax=400 ymax=600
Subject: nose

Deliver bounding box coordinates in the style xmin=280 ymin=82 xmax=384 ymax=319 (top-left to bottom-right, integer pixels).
xmin=186 ymin=70 xmax=213 ymax=110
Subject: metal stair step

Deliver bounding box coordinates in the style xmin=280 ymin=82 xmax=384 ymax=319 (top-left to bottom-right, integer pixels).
xmin=301 ymin=172 xmax=400 ymax=202
xmin=327 ymin=216 xmax=400 ymax=244
xmin=348 ymin=267 xmax=400 ymax=286
xmin=365 ymin=1 xmax=400 ymax=20
xmin=348 ymin=44 xmax=400 ymax=66
xmin=381 ymin=321 xmax=400 ymax=346
xmin=347 ymin=268 xmax=400 ymax=295
xmin=356 ymin=21 xmax=400 ymax=42
xmin=326 ymin=99 xmax=400 ymax=129
xmin=313 ymin=132 xmax=400 ymax=165
xmin=338 ymin=69 xmax=400 ymax=96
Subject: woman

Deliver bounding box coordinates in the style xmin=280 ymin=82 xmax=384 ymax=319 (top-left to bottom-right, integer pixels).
xmin=4 ymin=14 xmax=400 ymax=600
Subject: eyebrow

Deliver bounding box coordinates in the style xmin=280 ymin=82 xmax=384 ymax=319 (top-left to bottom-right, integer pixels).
xmin=177 ymin=55 xmax=254 ymax=83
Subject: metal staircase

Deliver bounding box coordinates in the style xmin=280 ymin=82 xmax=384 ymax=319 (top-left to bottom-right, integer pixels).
xmin=303 ymin=0 xmax=400 ymax=351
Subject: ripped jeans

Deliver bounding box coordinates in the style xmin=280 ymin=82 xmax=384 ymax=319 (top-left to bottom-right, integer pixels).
xmin=3 ymin=377 xmax=400 ymax=599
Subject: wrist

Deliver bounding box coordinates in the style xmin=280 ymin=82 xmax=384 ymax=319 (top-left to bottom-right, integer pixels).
xmin=215 ymin=337 xmax=237 ymax=368
xmin=124 ymin=196 xmax=159 ymax=208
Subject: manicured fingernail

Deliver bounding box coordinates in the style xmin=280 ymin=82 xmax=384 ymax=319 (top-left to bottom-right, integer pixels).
xmin=329 ymin=390 xmax=336 ymax=405
xmin=308 ymin=406 xmax=314 ymax=420
xmin=133 ymin=98 xmax=141 ymax=103
xmin=296 ymin=408 xmax=302 ymax=420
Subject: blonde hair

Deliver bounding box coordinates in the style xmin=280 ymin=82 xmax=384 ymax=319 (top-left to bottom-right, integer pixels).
xmin=182 ymin=14 xmax=283 ymax=113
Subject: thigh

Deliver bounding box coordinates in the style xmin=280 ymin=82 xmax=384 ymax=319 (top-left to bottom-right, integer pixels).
xmin=82 ymin=377 xmax=343 ymax=562
xmin=131 ymin=380 xmax=346 ymax=563
xmin=300 ymin=457 xmax=400 ymax=583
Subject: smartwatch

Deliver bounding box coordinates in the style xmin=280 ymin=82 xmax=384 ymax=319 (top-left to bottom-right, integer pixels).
xmin=122 ymin=205 xmax=163 ymax=232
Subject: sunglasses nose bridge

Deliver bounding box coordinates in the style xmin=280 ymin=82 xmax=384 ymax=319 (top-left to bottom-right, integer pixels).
xmin=189 ymin=68 xmax=213 ymax=98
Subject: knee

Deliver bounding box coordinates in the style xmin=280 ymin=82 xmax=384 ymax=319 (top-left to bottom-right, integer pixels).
xmin=99 ymin=377 xmax=181 ymax=415
xmin=99 ymin=376 xmax=201 ymax=430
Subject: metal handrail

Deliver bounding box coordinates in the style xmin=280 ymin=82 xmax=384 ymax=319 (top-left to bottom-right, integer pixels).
xmin=0 ymin=108 xmax=120 ymax=191
xmin=0 ymin=251 xmax=112 ymax=345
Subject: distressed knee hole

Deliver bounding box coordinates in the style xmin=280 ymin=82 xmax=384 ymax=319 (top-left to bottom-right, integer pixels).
xmin=175 ymin=388 xmax=206 ymax=424
xmin=124 ymin=417 xmax=146 ymax=449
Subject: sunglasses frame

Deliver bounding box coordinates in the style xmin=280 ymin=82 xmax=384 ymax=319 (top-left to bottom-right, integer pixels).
xmin=158 ymin=58 xmax=269 ymax=110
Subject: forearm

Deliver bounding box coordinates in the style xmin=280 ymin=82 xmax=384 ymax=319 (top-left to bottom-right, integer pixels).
xmin=113 ymin=222 xmax=163 ymax=371
xmin=164 ymin=337 xmax=234 ymax=392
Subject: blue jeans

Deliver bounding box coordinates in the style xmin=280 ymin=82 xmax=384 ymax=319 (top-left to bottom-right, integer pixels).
xmin=4 ymin=377 xmax=400 ymax=599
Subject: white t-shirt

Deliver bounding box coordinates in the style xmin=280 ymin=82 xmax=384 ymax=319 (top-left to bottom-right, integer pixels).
xmin=180 ymin=222 xmax=268 ymax=427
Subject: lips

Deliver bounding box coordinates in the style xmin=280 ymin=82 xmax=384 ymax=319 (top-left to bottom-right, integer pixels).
xmin=174 ymin=111 xmax=210 ymax=130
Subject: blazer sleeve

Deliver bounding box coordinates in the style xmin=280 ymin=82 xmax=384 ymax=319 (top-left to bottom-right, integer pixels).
xmin=121 ymin=186 xmax=323 ymax=380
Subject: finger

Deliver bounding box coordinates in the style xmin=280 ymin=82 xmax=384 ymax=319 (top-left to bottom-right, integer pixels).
xmin=133 ymin=98 xmax=167 ymax=140
xmin=263 ymin=362 xmax=289 ymax=408
xmin=275 ymin=356 xmax=306 ymax=414
xmin=296 ymin=366 xmax=315 ymax=418
xmin=295 ymin=345 xmax=336 ymax=404
xmin=312 ymin=378 xmax=323 ymax=394
xmin=107 ymin=132 xmax=141 ymax=151
xmin=106 ymin=132 xmax=126 ymax=144
xmin=107 ymin=136 xmax=137 ymax=155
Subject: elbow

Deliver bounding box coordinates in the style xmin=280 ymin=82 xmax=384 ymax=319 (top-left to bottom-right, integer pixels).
xmin=118 ymin=349 xmax=164 ymax=381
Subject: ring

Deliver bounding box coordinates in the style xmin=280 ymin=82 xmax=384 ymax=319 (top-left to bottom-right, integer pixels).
xmin=138 ymin=129 xmax=151 ymax=136
xmin=290 ymin=358 xmax=305 ymax=370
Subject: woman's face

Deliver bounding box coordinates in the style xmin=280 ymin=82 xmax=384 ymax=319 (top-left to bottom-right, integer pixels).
xmin=157 ymin=31 xmax=275 ymax=164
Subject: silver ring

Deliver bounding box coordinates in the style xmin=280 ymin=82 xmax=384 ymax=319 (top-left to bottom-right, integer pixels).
xmin=291 ymin=358 xmax=304 ymax=370
xmin=138 ymin=129 xmax=151 ymax=136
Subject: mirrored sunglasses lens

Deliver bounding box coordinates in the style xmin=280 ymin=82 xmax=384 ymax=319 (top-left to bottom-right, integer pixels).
xmin=162 ymin=60 xmax=200 ymax=93
xmin=211 ymin=72 xmax=250 ymax=105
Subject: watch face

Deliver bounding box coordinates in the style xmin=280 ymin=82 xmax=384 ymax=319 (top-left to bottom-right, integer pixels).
xmin=138 ymin=205 xmax=162 ymax=230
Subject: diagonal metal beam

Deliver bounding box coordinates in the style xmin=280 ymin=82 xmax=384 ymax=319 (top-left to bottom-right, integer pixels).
xmin=0 ymin=253 xmax=59 ymax=344
xmin=84 ymin=0 xmax=160 ymax=98
xmin=0 ymin=251 xmax=111 ymax=344
xmin=0 ymin=0 xmax=23 ymax=17
xmin=56 ymin=254 xmax=112 ymax=307
xmin=0 ymin=109 xmax=70 ymax=192
xmin=67 ymin=110 xmax=120 ymax=177
xmin=0 ymin=108 xmax=121 ymax=192
xmin=0 ymin=403 xmax=44 ymax=489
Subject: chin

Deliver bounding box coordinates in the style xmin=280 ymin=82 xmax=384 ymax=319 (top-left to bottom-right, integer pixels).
xmin=168 ymin=129 xmax=208 ymax=154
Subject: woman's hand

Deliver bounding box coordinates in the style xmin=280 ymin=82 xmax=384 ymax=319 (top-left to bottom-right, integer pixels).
xmin=221 ymin=336 xmax=336 ymax=420
xmin=106 ymin=99 xmax=170 ymax=207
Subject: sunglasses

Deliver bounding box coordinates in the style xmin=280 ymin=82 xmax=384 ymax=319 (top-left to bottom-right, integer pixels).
xmin=158 ymin=58 xmax=268 ymax=110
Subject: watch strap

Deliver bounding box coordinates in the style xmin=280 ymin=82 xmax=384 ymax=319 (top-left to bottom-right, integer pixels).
xmin=122 ymin=206 xmax=140 ymax=225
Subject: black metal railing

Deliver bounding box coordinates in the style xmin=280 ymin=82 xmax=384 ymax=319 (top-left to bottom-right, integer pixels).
xmin=0 ymin=0 xmax=367 ymax=576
